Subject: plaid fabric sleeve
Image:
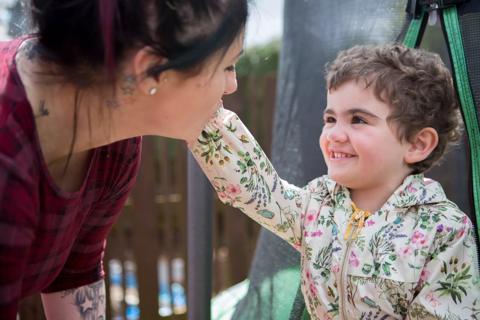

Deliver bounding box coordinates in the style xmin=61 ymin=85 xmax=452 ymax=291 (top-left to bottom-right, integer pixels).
xmin=0 ymin=156 xmax=38 ymax=319
xmin=43 ymin=138 xmax=142 ymax=293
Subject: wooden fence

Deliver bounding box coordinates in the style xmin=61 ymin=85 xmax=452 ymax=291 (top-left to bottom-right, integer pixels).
xmin=19 ymin=74 xmax=277 ymax=320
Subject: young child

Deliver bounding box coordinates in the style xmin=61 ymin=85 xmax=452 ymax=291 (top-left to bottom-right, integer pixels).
xmin=189 ymin=44 xmax=480 ymax=319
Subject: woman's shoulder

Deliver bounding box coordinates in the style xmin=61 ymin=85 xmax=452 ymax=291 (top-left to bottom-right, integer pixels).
xmin=0 ymin=37 xmax=40 ymax=183
xmin=87 ymin=137 xmax=142 ymax=200
xmin=0 ymin=37 xmax=25 ymax=64
xmin=0 ymin=37 xmax=36 ymax=131
xmin=0 ymin=78 xmax=38 ymax=185
xmin=94 ymin=137 xmax=142 ymax=181
xmin=98 ymin=136 xmax=142 ymax=167
xmin=0 ymin=37 xmax=31 ymax=84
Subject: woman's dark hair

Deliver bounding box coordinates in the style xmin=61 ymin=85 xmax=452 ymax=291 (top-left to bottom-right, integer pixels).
xmin=30 ymin=0 xmax=248 ymax=85
xmin=28 ymin=0 xmax=248 ymax=174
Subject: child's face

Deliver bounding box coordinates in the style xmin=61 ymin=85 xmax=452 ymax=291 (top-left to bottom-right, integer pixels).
xmin=319 ymin=81 xmax=412 ymax=191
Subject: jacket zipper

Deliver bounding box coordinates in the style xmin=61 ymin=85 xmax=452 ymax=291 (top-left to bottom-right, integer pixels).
xmin=340 ymin=205 xmax=371 ymax=319
xmin=340 ymin=228 xmax=355 ymax=320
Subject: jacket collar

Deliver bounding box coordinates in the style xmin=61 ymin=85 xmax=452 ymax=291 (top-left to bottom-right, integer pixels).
xmin=326 ymin=174 xmax=447 ymax=210
xmin=384 ymin=174 xmax=447 ymax=209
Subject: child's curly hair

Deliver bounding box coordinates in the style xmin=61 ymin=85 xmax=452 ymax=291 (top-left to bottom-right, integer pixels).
xmin=326 ymin=44 xmax=462 ymax=173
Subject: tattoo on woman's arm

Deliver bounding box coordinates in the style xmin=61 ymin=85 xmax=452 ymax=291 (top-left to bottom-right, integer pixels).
xmin=61 ymin=281 xmax=106 ymax=320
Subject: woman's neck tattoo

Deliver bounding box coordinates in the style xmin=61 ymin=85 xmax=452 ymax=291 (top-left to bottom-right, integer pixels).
xmin=23 ymin=40 xmax=39 ymax=61
xmin=106 ymin=99 xmax=120 ymax=108
xmin=120 ymin=74 xmax=136 ymax=96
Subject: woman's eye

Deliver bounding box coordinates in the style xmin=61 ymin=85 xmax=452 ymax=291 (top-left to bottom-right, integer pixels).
xmin=352 ymin=115 xmax=367 ymax=124
xmin=225 ymin=65 xmax=236 ymax=72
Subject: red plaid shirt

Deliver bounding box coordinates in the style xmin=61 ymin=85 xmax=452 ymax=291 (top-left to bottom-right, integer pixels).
xmin=0 ymin=38 xmax=141 ymax=318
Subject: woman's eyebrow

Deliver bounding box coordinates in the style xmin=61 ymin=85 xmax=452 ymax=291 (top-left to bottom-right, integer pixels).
xmin=231 ymin=49 xmax=244 ymax=62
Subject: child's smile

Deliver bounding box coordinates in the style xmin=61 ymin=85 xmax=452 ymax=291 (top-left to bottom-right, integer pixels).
xmin=328 ymin=151 xmax=356 ymax=160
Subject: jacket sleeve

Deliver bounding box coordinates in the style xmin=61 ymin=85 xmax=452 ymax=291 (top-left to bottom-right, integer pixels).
xmin=189 ymin=107 xmax=311 ymax=249
xmin=406 ymin=214 xmax=480 ymax=319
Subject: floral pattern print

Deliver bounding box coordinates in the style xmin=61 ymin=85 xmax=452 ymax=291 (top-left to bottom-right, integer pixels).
xmin=190 ymin=108 xmax=480 ymax=319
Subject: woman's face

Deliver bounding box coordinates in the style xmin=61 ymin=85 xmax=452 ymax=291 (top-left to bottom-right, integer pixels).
xmin=148 ymin=36 xmax=244 ymax=141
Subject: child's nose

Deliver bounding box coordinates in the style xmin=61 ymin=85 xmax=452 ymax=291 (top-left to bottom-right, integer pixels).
xmin=327 ymin=126 xmax=348 ymax=142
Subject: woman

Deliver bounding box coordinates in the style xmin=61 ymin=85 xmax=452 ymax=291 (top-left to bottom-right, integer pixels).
xmin=0 ymin=0 xmax=247 ymax=318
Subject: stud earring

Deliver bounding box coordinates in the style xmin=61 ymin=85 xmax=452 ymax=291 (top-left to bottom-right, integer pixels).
xmin=149 ymin=87 xmax=158 ymax=96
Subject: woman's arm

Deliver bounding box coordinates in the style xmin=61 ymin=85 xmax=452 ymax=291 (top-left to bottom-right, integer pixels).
xmin=41 ymin=280 xmax=105 ymax=320
xmin=189 ymin=107 xmax=311 ymax=248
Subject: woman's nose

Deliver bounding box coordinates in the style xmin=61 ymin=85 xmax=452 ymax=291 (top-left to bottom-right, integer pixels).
xmin=223 ymin=72 xmax=238 ymax=95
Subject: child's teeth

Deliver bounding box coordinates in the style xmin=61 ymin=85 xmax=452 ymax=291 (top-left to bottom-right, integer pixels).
xmin=333 ymin=152 xmax=350 ymax=158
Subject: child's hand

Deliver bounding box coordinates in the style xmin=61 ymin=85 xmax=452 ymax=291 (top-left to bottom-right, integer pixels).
xmin=185 ymin=100 xmax=224 ymax=146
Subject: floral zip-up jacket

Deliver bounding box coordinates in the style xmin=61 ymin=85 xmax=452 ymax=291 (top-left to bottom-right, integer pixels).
xmin=190 ymin=108 xmax=480 ymax=319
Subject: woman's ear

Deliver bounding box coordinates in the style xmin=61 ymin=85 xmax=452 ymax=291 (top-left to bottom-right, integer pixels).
xmin=404 ymin=127 xmax=439 ymax=164
xmin=132 ymin=47 xmax=168 ymax=96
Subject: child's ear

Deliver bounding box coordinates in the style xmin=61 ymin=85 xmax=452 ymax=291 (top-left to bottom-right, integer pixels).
xmin=404 ymin=127 xmax=439 ymax=164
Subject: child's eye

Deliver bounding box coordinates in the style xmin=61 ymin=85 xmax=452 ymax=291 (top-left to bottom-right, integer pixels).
xmin=351 ymin=115 xmax=367 ymax=124
xmin=323 ymin=116 xmax=336 ymax=124
xmin=225 ymin=65 xmax=236 ymax=72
